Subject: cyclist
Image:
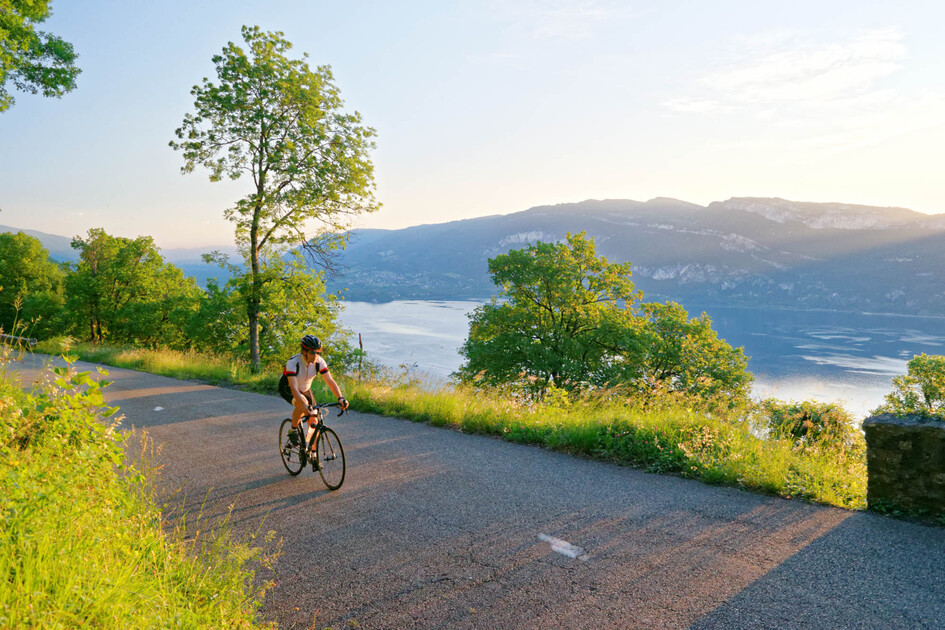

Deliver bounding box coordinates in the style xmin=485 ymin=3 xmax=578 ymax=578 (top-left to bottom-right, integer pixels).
xmin=280 ymin=334 xmax=349 ymax=445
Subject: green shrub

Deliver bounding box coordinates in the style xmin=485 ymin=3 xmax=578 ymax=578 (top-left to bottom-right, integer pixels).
xmin=758 ymin=399 xmax=863 ymax=454
xmin=0 ymin=358 xmax=274 ymax=628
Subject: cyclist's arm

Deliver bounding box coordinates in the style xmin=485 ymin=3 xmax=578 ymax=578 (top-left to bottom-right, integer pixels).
xmin=320 ymin=370 xmax=348 ymax=409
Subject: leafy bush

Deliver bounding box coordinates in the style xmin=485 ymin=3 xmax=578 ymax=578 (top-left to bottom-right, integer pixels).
xmin=757 ymin=399 xmax=863 ymax=454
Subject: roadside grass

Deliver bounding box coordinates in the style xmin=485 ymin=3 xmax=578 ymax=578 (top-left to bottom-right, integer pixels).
xmin=346 ymin=378 xmax=867 ymax=509
xmin=35 ymin=339 xmax=867 ymax=510
xmin=0 ymin=351 xmax=275 ymax=628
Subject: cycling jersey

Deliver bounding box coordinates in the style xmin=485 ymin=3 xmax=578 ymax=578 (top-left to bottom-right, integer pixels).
xmin=284 ymin=352 xmax=329 ymax=393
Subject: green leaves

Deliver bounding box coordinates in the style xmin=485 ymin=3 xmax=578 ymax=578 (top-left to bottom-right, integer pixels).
xmin=0 ymin=232 xmax=65 ymax=338
xmin=63 ymin=228 xmax=203 ymax=347
xmin=457 ymin=232 xmax=752 ymax=404
xmin=171 ymin=25 xmax=379 ymax=369
xmin=0 ymin=0 xmax=80 ymax=111
xmin=874 ymin=353 xmax=945 ymax=419
xmin=458 ymin=232 xmax=643 ymax=395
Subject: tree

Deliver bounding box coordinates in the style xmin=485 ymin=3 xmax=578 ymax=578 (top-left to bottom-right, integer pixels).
xmin=171 ymin=25 xmax=379 ymax=371
xmin=0 ymin=0 xmax=80 ymax=112
xmin=456 ymin=232 xmax=752 ymax=402
xmin=873 ymin=354 xmax=945 ymax=420
xmin=64 ymin=228 xmax=202 ymax=346
xmin=456 ymin=232 xmax=645 ymax=394
xmin=0 ymin=231 xmax=64 ymax=337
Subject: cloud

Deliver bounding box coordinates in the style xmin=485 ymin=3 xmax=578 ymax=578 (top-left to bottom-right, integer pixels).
xmin=492 ymin=0 xmax=615 ymax=40
xmin=658 ymin=26 xmax=945 ymax=159
xmin=667 ymin=27 xmax=906 ymax=113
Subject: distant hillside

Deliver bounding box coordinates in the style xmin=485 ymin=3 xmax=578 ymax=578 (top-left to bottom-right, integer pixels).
xmin=0 ymin=224 xmax=78 ymax=262
xmin=327 ymin=197 xmax=945 ymax=315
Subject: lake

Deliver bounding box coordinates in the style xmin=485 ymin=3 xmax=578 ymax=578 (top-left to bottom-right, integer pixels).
xmin=338 ymin=300 xmax=945 ymax=418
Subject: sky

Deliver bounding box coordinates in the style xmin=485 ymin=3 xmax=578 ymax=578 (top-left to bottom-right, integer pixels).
xmin=2 ymin=0 xmax=944 ymax=249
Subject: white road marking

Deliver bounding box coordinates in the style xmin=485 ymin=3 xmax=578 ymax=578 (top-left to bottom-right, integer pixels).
xmin=154 ymin=407 xmax=164 ymax=411
xmin=539 ymin=534 xmax=589 ymax=561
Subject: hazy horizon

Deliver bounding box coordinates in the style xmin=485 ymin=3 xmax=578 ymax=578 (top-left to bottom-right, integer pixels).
xmin=3 ymin=1 xmax=944 ymax=247
xmin=5 ymin=193 xmax=945 ymax=252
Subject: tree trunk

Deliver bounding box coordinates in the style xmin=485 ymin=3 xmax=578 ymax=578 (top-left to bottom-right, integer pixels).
xmin=248 ymin=199 xmax=263 ymax=372
xmin=248 ymin=297 xmax=260 ymax=372
xmin=247 ymin=247 xmax=262 ymax=372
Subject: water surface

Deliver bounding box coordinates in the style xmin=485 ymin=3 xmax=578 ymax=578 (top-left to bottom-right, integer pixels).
xmin=339 ymin=300 xmax=945 ymax=418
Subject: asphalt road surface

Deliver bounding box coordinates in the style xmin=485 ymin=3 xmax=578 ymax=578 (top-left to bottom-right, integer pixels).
xmin=11 ymin=354 xmax=945 ymax=629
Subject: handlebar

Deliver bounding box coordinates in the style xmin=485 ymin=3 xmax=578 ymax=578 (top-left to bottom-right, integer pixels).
xmin=303 ymin=401 xmax=346 ymax=422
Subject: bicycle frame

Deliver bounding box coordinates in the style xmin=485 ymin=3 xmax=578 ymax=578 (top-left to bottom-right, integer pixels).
xmin=279 ymin=401 xmax=346 ymax=488
xmin=299 ymin=401 xmax=345 ymax=453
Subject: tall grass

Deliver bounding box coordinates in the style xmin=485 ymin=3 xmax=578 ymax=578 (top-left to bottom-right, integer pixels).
xmin=347 ymin=378 xmax=867 ymax=509
xmin=0 ymin=352 xmax=276 ymax=628
xmin=35 ymin=340 xmax=867 ymax=510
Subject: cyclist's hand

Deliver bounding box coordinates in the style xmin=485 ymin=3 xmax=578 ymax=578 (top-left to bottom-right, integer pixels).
xmin=337 ymin=396 xmax=349 ymax=410
xmin=307 ymin=404 xmax=317 ymax=414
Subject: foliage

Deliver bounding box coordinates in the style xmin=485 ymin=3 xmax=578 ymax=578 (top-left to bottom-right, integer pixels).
xmin=758 ymin=399 xmax=864 ymax=455
xmin=63 ymin=228 xmax=203 ymax=347
xmin=0 ymin=361 xmax=274 ymax=627
xmin=639 ymin=301 xmax=752 ymax=402
xmin=0 ymin=0 xmax=80 ymax=111
xmin=456 ymin=232 xmax=642 ymax=394
xmin=873 ymin=353 xmax=945 ymax=420
xmin=171 ymin=25 xmax=379 ymax=370
xmin=0 ymin=231 xmax=64 ymax=338
xmin=189 ymin=250 xmax=351 ymax=367
xmin=456 ymin=232 xmax=752 ymax=403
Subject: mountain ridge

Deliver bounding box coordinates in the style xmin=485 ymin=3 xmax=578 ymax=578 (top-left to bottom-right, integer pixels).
xmin=5 ymin=196 xmax=944 ymax=315
xmin=326 ymin=197 xmax=945 ymax=315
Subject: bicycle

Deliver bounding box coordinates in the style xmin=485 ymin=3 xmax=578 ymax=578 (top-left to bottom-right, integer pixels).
xmin=278 ymin=402 xmax=346 ymax=490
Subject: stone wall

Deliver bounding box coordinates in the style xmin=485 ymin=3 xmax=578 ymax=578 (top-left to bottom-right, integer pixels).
xmin=863 ymin=413 xmax=945 ymax=516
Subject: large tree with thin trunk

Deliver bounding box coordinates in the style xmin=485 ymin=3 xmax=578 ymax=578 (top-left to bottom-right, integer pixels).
xmin=171 ymin=25 xmax=378 ymax=370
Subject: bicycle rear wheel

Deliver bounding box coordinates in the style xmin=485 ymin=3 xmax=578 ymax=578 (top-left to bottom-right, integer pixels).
xmin=279 ymin=418 xmax=305 ymax=476
xmin=315 ymin=427 xmax=346 ymax=490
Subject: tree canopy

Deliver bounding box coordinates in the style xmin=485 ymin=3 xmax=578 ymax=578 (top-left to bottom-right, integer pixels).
xmin=0 ymin=231 xmax=64 ymax=337
xmin=873 ymin=353 xmax=945 ymax=420
xmin=0 ymin=0 xmax=80 ymax=112
xmin=457 ymin=232 xmax=643 ymax=393
xmin=171 ymin=25 xmax=379 ymax=370
xmin=456 ymin=232 xmax=751 ymax=402
xmin=64 ymin=228 xmax=202 ymax=347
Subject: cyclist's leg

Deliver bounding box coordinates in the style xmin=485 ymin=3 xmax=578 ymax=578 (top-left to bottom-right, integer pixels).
xmin=290 ymin=389 xmax=314 ymax=428
xmin=292 ymin=390 xmax=316 ymax=451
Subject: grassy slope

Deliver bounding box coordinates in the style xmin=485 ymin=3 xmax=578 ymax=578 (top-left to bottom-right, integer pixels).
xmin=0 ymin=351 xmax=275 ymax=628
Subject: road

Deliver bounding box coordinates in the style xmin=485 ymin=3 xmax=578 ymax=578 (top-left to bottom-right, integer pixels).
xmin=10 ymin=354 xmax=945 ymax=629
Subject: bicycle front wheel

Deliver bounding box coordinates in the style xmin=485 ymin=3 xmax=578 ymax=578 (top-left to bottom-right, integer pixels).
xmin=279 ymin=418 xmax=305 ymax=476
xmin=315 ymin=427 xmax=346 ymax=490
